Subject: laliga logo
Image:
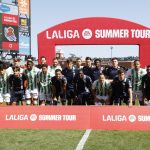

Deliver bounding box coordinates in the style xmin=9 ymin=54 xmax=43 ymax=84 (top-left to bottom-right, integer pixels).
xmin=82 ymin=29 xmax=92 ymax=39
xmin=128 ymin=115 xmax=136 ymax=123
xmin=30 ymin=114 xmax=38 ymax=121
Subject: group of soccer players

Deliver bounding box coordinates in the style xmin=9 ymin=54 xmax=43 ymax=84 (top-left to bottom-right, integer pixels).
xmin=0 ymin=55 xmax=150 ymax=106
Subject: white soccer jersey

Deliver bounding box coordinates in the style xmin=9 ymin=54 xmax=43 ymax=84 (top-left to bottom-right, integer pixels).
xmin=49 ymin=65 xmax=62 ymax=77
xmin=6 ymin=66 xmax=24 ymax=76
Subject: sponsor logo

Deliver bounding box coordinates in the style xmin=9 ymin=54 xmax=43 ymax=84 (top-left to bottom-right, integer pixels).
xmin=20 ymin=18 xmax=27 ymax=26
xmin=102 ymin=115 xmax=127 ymax=122
xmin=46 ymin=30 xmax=80 ymax=39
xmin=0 ymin=4 xmax=10 ymax=13
xmin=128 ymin=115 xmax=136 ymax=123
xmin=4 ymin=26 xmax=17 ymax=41
xmin=30 ymin=114 xmax=38 ymax=121
xmin=6 ymin=115 xmax=28 ymax=120
xmin=82 ymin=29 xmax=92 ymax=39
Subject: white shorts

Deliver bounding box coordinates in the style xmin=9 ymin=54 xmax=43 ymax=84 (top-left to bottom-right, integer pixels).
xmin=0 ymin=93 xmax=10 ymax=103
xmin=95 ymin=95 xmax=109 ymax=105
xmin=39 ymin=93 xmax=52 ymax=101
xmin=96 ymin=95 xmax=108 ymax=100
xmin=132 ymin=90 xmax=143 ymax=101
xmin=25 ymin=89 xmax=38 ymax=99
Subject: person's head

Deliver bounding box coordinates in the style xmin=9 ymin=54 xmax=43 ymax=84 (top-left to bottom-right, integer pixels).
xmin=13 ymin=58 xmax=20 ymax=66
xmin=13 ymin=66 xmax=20 ymax=77
xmin=111 ymin=57 xmax=119 ymax=68
xmin=53 ymin=58 xmax=59 ymax=67
xmin=41 ymin=64 xmax=48 ymax=74
xmin=98 ymin=73 xmax=106 ymax=83
xmin=134 ymin=60 xmax=140 ymax=70
xmin=146 ymin=65 xmax=150 ymax=75
xmin=78 ymin=69 xmax=84 ymax=78
xmin=27 ymin=60 xmax=34 ymax=71
xmin=118 ymin=69 xmax=125 ymax=81
xmin=76 ymin=58 xmax=82 ymax=67
xmin=66 ymin=59 xmax=73 ymax=69
xmin=26 ymin=55 xmax=32 ymax=61
xmin=85 ymin=57 xmax=92 ymax=67
xmin=55 ymin=69 xmax=62 ymax=79
xmin=94 ymin=58 xmax=101 ymax=68
xmin=0 ymin=64 xmax=4 ymax=75
xmin=40 ymin=56 xmax=47 ymax=65
xmin=3 ymin=62 xmax=8 ymax=70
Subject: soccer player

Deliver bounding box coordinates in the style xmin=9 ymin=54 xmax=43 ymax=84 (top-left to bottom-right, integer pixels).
xmin=23 ymin=60 xmax=39 ymax=105
xmin=37 ymin=64 xmax=52 ymax=106
xmin=112 ymin=69 xmax=132 ymax=106
xmin=74 ymin=69 xmax=92 ymax=105
xmin=9 ymin=66 xmax=27 ymax=105
xmin=37 ymin=56 xmax=47 ymax=69
xmin=103 ymin=57 xmax=121 ymax=80
xmin=92 ymin=73 xmax=111 ymax=105
xmin=0 ymin=64 xmax=10 ymax=105
xmin=142 ymin=65 xmax=150 ymax=105
xmin=51 ymin=69 xmax=67 ymax=105
xmin=74 ymin=58 xmax=83 ymax=74
xmin=6 ymin=57 xmax=24 ymax=75
xmin=83 ymin=57 xmax=94 ymax=81
xmin=49 ymin=58 xmax=62 ymax=77
xmin=126 ymin=60 xmax=146 ymax=105
xmin=92 ymin=59 xmax=104 ymax=81
xmin=62 ymin=59 xmax=76 ymax=105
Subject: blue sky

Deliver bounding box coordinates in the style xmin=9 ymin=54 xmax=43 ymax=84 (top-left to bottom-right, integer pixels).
xmin=31 ymin=0 xmax=150 ymax=58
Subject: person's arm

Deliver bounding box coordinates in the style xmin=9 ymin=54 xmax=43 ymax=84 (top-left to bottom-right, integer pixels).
xmin=92 ymin=81 xmax=97 ymax=100
xmin=22 ymin=74 xmax=27 ymax=94
xmin=51 ymin=78 xmax=56 ymax=99
xmin=73 ymin=76 xmax=78 ymax=96
xmin=108 ymin=81 xmax=112 ymax=103
xmin=8 ymin=75 xmax=12 ymax=90
xmin=62 ymin=77 xmax=67 ymax=94
xmin=141 ymin=76 xmax=146 ymax=99
xmin=128 ymin=88 xmax=133 ymax=106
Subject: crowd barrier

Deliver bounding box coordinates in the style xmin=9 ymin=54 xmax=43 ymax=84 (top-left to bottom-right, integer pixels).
xmin=0 ymin=106 xmax=150 ymax=130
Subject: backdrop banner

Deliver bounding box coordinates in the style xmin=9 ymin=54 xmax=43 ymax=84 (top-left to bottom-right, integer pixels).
xmin=0 ymin=106 xmax=150 ymax=130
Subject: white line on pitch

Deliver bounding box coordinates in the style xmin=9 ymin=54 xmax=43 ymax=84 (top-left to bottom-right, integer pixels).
xmin=75 ymin=129 xmax=92 ymax=150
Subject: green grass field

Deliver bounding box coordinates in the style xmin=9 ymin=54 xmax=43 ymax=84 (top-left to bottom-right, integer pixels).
xmin=0 ymin=129 xmax=150 ymax=150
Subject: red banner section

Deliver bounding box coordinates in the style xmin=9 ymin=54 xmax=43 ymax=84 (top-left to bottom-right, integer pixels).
xmin=91 ymin=106 xmax=150 ymax=131
xmin=0 ymin=106 xmax=90 ymax=129
xmin=2 ymin=14 xmax=18 ymax=26
xmin=2 ymin=42 xmax=18 ymax=50
xmin=38 ymin=18 xmax=150 ymax=67
xmin=0 ymin=106 xmax=150 ymax=130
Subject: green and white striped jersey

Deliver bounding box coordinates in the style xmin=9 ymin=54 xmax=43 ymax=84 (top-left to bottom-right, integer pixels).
xmin=49 ymin=65 xmax=62 ymax=77
xmin=0 ymin=73 xmax=9 ymax=94
xmin=126 ymin=68 xmax=146 ymax=91
xmin=92 ymin=80 xmax=111 ymax=96
xmin=23 ymin=67 xmax=39 ymax=90
xmin=37 ymin=71 xmax=51 ymax=94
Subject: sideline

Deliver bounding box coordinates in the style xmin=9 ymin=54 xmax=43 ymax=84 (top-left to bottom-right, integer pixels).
xmin=75 ymin=129 xmax=91 ymax=150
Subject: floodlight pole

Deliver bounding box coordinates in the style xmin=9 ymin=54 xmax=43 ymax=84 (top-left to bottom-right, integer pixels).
xmin=110 ymin=46 xmax=113 ymax=59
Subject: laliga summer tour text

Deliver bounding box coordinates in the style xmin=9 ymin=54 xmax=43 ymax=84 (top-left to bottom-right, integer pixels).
xmin=5 ymin=114 xmax=77 ymax=121
xmin=102 ymin=115 xmax=150 ymax=122
xmin=46 ymin=29 xmax=150 ymax=39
